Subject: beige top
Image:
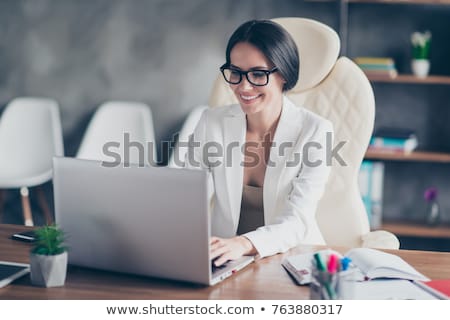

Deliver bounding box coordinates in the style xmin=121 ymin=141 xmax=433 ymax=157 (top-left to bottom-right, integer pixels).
xmin=237 ymin=185 xmax=265 ymax=235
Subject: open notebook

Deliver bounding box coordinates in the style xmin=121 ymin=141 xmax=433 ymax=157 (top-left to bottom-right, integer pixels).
xmin=282 ymin=247 xmax=429 ymax=285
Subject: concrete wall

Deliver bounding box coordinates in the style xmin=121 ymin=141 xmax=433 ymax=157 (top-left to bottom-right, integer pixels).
xmin=0 ymin=0 xmax=335 ymax=160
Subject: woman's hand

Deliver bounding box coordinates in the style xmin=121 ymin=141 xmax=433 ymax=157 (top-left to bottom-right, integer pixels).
xmin=210 ymin=236 xmax=257 ymax=266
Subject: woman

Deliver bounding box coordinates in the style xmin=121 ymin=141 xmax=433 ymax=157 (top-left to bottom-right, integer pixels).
xmin=187 ymin=20 xmax=333 ymax=266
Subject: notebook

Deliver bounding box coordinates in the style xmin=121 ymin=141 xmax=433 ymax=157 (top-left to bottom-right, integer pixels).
xmin=0 ymin=261 xmax=30 ymax=288
xmin=282 ymin=247 xmax=429 ymax=285
xmin=282 ymin=248 xmax=442 ymax=299
xmin=415 ymin=279 xmax=450 ymax=299
xmin=53 ymin=157 xmax=253 ymax=286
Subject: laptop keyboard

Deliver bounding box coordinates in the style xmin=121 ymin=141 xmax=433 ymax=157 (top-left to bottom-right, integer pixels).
xmin=211 ymin=260 xmax=229 ymax=273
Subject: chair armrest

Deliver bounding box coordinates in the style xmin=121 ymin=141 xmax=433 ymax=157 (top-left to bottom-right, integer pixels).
xmin=361 ymin=230 xmax=400 ymax=250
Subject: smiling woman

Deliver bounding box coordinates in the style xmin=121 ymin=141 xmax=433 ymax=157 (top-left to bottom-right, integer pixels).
xmin=223 ymin=20 xmax=299 ymax=91
xmin=222 ymin=41 xmax=285 ymax=117
xmin=186 ymin=20 xmax=334 ymax=266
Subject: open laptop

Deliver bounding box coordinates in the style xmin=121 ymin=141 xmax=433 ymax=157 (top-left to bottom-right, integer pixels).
xmin=53 ymin=157 xmax=253 ymax=286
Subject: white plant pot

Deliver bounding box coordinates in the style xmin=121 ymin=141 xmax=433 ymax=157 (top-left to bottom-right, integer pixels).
xmin=30 ymin=251 xmax=68 ymax=287
xmin=411 ymin=59 xmax=430 ymax=78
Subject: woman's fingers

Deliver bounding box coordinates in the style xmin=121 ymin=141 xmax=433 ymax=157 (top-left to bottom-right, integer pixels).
xmin=214 ymin=253 xmax=231 ymax=267
xmin=210 ymin=236 xmax=220 ymax=244
xmin=210 ymin=236 xmax=255 ymax=267
xmin=210 ymin=237 xmax=233 ymax=265
xmin=211 ymin=241 xmax=229 ymax=262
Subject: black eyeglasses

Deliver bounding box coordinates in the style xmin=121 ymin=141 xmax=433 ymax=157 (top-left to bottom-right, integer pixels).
xmin=220 ymin=64 xmax=278 ymax=86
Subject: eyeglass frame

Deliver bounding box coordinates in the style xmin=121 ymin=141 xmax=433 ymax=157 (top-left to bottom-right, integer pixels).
xmin=220 ymin=64 xmax=278 ymax=86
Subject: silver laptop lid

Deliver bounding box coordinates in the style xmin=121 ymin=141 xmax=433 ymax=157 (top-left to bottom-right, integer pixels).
xmin=53 ymin=157 xmax=211 ymax=285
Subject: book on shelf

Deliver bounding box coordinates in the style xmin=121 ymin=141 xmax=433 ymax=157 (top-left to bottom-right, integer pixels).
xmin=282 ymin=247 xmax=429 ymax=286
xmin=363 ymin=69 xmax=398 ymax=78
xmin=358 ymin=160 xmax=384 ymax=229
xmin=356 ymin=64 xmax=395 ymax=70
xmin=354 ymin=57 xmax=395 ymax=65
xmin=369 ymin=135 xmax=418 ymax=154
xmin=354 ymin=56 xmax=398 ymax=79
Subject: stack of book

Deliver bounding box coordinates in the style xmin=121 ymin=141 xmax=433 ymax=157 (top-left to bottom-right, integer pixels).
xmin=354 ymin=57 xmax=398 ymax=79
xmin=358 ymin=160 xmax=384 ymax=230
xmin=368 ymin=127 xmax=418 ymax=154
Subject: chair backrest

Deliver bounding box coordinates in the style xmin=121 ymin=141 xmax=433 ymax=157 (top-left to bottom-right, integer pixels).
xmin=168 ymin=105 xmax=208 ymax=168
xmin=208 ymin=18 xmax=375 ymax=247
xmin=76 ymin=101 xmax=156 ymax=166
xmin=0 ymin=97 xmax=64 ymax=187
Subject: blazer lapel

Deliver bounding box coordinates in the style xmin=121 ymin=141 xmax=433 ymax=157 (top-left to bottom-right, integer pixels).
xmin=264 ymin=96 xmax=303 ymax=222
xmin=223 ymin=105 xmax=246 ymax=229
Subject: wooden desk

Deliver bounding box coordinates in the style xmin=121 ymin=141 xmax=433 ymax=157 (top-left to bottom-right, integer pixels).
xmin=1 ymin=223 xmax=450 ymax=299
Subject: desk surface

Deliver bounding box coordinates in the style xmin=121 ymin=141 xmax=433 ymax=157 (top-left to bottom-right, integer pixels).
xmin=1 ymin=223 xmax=450 ymax=299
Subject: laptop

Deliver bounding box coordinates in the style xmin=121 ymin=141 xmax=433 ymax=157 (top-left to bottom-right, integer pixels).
xmin=53 ymin=157 xmax=253 ymax=285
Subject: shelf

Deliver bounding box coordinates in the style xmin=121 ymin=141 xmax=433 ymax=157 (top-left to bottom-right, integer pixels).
xmin=367 ymin=74 xmax=450 ymax=85
xmin=380 ymin=222 xmax=450 ymax=239
xmin=365 ymin=150 xmax=450 ymax=163
xmin=346 ymin=0 xmax=450 ymax=4
xmin=308 ymin=0 xmax=450 ymax=4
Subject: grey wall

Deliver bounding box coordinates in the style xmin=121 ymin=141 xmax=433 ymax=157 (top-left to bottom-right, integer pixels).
xmin=0 ymin=0 xmax=335 ymax=161
xmin=1 ymin=0 xmax=449 ymax=227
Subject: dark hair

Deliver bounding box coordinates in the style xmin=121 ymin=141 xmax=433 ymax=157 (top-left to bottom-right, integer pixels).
xmin=225 ymin=20 xmax=299 ymax=92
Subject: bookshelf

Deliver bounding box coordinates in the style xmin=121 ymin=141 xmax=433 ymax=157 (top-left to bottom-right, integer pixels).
xmin=309 ymin=0 xmax=450 ymax=3
xmin=339 ymin=0 xmax=450 ymax=249
xmin=381 ymin=222 xmax=450 ymax=239
xmin=379 ymin=222 xmax=450 ymax=251
xmin=346 ymin=0 xmax=450 ymax=4
xmin=367 ymin=74 xmax=450 ymax=85
xmin=365 ymin=150 xmax=450 ymax=163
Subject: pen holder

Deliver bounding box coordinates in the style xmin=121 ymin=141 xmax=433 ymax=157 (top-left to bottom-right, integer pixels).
xmin=310 ymin=266 xmax=358 ymax=300
xmin=310 ymin=269 xmax=338 ymax=300
xmin=335 ymin=269 xmax=357 ymax=299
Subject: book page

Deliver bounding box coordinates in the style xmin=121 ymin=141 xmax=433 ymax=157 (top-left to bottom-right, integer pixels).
xmin=351 ymin=279 xmax=439 ymax=300
xmin=346 ymin=248 xmax=429 ymax=281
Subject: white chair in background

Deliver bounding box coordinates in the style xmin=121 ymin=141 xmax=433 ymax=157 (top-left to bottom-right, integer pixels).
xmin=168 ymin=105 xmax=208 ymax=168
xmin=208 ymin=18 xmax=399 ymax=249
xmin=0 ymin=97 xmax=64 ymax=226
xmin=77 ymin=101 xmax=157 ymax=166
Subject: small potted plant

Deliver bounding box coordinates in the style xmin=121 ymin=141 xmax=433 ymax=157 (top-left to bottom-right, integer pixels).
xmin=30 ymin=224 xmax=68 ymax=287
xmin=411 ymin=31 xmax=432 ymax=78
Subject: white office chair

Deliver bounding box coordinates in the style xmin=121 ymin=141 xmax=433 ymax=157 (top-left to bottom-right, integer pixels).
xmin=77 ymin=101 xmax=157 ymax=166
xmin=168 ymin=105 xmax=208 ymax=168
xmin=208 ymin=18 xmax=399 ymax=249
xmin=0 ymin=97 xmax=64 ymax=226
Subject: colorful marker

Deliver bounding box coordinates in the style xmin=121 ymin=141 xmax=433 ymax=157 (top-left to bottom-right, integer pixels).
xmin=341 ymin=257 xmax=352 ymax=271
xmin=313 ymin=252 xmax=326 ymax=271
xmin=327 ymin=254 xmax=339 ymax=274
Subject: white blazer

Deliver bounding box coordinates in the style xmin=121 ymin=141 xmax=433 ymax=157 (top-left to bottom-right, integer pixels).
xmin=188 ymin=96 xmax=333 ymax=258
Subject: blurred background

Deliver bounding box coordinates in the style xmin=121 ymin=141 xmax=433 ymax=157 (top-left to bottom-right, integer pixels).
xmin=1 ymin=0 xmax=449 ymax=250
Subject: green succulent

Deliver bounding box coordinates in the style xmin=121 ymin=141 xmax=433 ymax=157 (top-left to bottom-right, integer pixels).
xmin=31 ymin=225 xmax=67 ymax=255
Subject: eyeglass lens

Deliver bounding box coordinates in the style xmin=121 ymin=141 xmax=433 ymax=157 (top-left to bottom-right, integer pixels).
xmin=222 ymin=69 xmax=269 ymax=86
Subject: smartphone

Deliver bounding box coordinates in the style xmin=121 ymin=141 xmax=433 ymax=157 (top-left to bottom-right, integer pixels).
xmin=10 ymin=230 xmax=36 ymax=242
